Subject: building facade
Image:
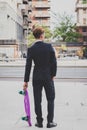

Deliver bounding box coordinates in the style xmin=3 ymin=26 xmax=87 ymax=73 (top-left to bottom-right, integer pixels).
xmin=0 ymin=0 xmax=31 ymax=58
xmin=75 ymin=0 xmax=87 ymax=42
xmin=31 ymin=0 xmax=51 ymax=28
xmin=0 ymin=0 xmax=51 ymax=58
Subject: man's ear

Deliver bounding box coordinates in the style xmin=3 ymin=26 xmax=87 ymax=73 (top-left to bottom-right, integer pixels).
xmin=40 ymin=34 xmax=42 ymax=39
xmin=41 ymin=34 xmax=44 ymax=39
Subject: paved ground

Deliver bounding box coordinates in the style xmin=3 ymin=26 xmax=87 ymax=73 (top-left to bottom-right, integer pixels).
xmin=0 ymin=80 xmax=87 ymax=130
xmin=0 ymin=59 xmax=87 ymax=67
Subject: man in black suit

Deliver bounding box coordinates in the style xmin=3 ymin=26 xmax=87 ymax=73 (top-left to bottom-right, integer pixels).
xmin=23 ymin=27 xmax=57 ymax=128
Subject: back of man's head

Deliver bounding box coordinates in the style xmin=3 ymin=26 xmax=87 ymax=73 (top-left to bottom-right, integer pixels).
xmin=33 ymin=27 xmax=44 ymax=39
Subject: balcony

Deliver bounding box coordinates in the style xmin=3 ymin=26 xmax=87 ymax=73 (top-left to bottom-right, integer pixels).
xmin=28 ymin=19 xmax=32 ymax=23
xmin=75 ymin=3 xmax=87 ymax=11
xmin=23 ymin=22 xmax=28 ymax=27
xmin=22 ymin=11 xmax=28 ymax=18
xmin=28 ymin=30 xmax=31 ymax=34
xmin=82 ymin=32 xmax=87 ymax=36
xmin=28 ymin=5 xmax=32 ymax=12
xmin=34 ymin=3 xmax=50 ymax=9
xmin=34 ymin=13 xmax=50 ymax=18
xmin=23 ymin=21 xmax=28 ymax=26
xmin=23 ymin=25 xmax=28 ymax=30
xmin=17 ymin=0 xmax=22 ymax=4
xmin=20 ymin=4 xmax=26 ymax=10
xmin=76 ymin=0 xmax=87 ymax=4
xmin=23 ymin=18 xmax=29 ymax=26
xmin=23 ymin=0 xmax=28 ymax=4
xmin=28 ymin=26 xmax=32 ymax=31
xmin=76 ymin=22 xmax=87 ymax=26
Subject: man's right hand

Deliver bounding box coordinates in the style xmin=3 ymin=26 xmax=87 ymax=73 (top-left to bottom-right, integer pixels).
xmin=52 ymin=76 xmax=55 ymax=80
xmin=23 ymin=82 xmax=28 ymax=91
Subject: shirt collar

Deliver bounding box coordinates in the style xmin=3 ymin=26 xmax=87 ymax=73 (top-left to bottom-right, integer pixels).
xmin=35 ymin=39 xmax=43 ymax=42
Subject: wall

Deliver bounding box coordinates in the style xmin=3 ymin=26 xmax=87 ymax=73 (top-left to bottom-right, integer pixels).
xmin=0 ymin=2 xmax=23 ymax=42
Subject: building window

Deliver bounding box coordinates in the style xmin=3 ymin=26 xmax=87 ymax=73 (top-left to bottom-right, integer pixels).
xmin=83 ymin=36 xmax=87 ymax=41
xmin=83 ymin=9 xmax=86 ymax=14
xmin=83 ymin=18 xmax=86 ymax=24
xmin=82 ymin=27 xmax=87 ymax=32
xmin=77 ymin=12 xmax=79 ymax=23
xmin=38 ymin=19 xmax=42 ymax=24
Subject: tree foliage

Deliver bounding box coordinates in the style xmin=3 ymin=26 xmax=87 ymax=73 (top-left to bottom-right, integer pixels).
xmin=53 ymin=13 xmax=82 ymax=42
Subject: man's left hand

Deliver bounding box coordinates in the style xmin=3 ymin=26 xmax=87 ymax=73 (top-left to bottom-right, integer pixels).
xmin=23 ymin=82 xmax=28 ymax=91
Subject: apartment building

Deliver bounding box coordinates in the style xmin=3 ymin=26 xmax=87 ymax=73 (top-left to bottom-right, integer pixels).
xmin=0 ymin=0 xmax=31 ymax=58
xmin=0 ymin=0 xmax=51 ymax=58
xmin=31 ymin=0 xmax=51 ymax=28
xmin=75 ymin=0 xmax=87 ymax=42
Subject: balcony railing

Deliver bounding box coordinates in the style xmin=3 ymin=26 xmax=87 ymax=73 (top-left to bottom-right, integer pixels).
xmin=76 ymin=3 xmax=87 ymax=11
xmin=22 ymin=11 xmax=28 ymax=18
xmin=23 ymin=25 xmax=28 ymax=30
xmin=76 ymin=0 xmax=87 ymax=4
xmin=76 ymin=3 xmax=87 ymax=7
xmin=0 ymin=40 xmax=16 ymax=45
xmin=20 ymin=4 xmax=26 ymax=10
xmin=82 ymin=32 xmax=87 ymax=36
xmin=34 ymin=4 xmax=50 ymax=9
xmin=34 ymin=13 xmax=50 ymax=18
xmin=24 ymin=17 xmax=28 ymax=21
xmin=28 ymin=26 xmax=32 ymax=31
xmin=17 ymin=0 xmax=22 ymax=4
xmin=28 ymin=5 xmax=32 ymax=12
xmin=23 ymin=19 xmax=29 ymax=26
xmin=28 ymin=19 xmax=32 ymax=23
xmin=76 ymin=22 xmax=87 ymax=26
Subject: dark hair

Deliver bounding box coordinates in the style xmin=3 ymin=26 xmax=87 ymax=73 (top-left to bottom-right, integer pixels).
xmin=33 ymin=27 xmax=44 ymax=39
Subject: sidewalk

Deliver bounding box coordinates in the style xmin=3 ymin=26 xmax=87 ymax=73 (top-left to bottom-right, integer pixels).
xmin=57 ymin=59 xmax=87 ymax=67
xmin=0 ymin=80 xmax=87 ymax=130
xmin=0 ymin=59 xmax=87 ymax=67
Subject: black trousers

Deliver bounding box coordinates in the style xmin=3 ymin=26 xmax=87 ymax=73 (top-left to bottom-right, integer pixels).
xmin=33 ymin=79 xmax=55 ymax=123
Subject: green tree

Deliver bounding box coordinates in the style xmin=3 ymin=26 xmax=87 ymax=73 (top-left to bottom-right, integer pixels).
xmin=28 ymin=25 xmax=52 ymax=47
xmin=83 ymin=0 xmax=87 ymax=4
xmin=53 ymin=12 xmax=82 ymax=42
xmin=27 ymin=32 xmax=35 ymax=47
xmin=42 ymin=25 xmax=52 ymax=40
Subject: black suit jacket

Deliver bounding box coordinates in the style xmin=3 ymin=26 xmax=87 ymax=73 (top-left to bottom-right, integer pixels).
xmin=24 ymin=41 xmax=57 ymax=82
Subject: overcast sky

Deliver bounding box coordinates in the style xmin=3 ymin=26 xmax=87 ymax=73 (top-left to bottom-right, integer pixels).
xmin=50 ymin=0 xmax=76 ymax=27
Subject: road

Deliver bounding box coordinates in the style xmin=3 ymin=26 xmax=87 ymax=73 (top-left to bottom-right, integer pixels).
xmin=0 ymin=66 xmax=87 ymax=79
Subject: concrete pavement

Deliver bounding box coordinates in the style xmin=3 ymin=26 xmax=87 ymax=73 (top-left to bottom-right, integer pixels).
xmin=0 ymin=59 xmax=87 ymax=67
xmin=0 ymin=80 xmax=87 ymax=130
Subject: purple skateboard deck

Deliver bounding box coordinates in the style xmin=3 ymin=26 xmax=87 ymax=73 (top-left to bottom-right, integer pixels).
xmin=24 ymin=90 xmax=32 ymax=126
xmin=19 ymin=90 xmax=32 ymax=126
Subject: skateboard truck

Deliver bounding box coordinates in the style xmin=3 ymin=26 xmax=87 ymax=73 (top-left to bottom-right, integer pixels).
xmin=19 ymin=91 xmax=26 ymax=95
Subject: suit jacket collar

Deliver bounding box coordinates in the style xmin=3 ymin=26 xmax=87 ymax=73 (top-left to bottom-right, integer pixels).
xmin=35 ymin=40 xmax=44 ymax=44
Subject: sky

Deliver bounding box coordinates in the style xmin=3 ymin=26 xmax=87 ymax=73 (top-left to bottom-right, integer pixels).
xmin=51 ymin=0 xmax=76 ymax=27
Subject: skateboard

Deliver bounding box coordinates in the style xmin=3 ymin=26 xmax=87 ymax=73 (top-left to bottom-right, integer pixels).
xmin=19 ymin=90 xmax=32 ymax=126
